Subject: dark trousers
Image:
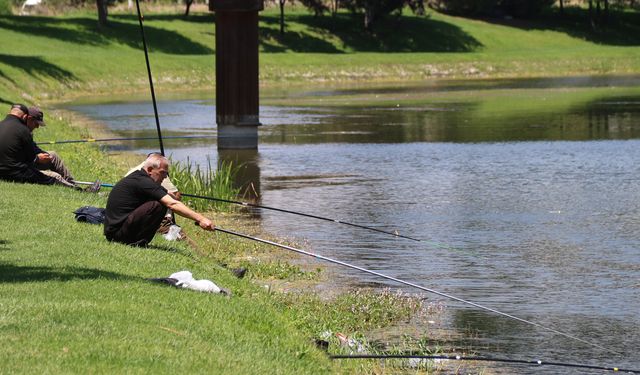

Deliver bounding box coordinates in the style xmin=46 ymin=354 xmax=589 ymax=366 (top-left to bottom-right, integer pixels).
xmin=0 ymin=167 xmax=57 ymax=185
xmin=110 ymin=201 xmax=165 ymax=247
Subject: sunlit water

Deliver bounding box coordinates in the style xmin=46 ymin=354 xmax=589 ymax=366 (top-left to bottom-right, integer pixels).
xmin=65 ymin=77 xmax=640 ymax=373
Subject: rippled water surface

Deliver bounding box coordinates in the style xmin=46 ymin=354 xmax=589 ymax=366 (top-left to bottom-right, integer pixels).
xmin=65 ymin=77 xmax=640 ymax=373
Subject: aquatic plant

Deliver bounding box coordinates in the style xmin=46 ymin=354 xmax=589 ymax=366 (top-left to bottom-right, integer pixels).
xmin=169 ymin=156 xmax=241 ymax=212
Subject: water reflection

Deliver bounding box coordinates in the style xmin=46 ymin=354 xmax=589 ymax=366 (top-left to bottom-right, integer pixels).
xmin=63 ymin=77 xmax=640 ymax=373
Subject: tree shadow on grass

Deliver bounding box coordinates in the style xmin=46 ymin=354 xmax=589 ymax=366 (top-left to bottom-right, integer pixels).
xmin=476 ymin=7 xmax=640 ymax=46
xmin=124 ymin=13 xmax=215 ymax=24
xmin=0 ymin=54 xmax=75 ymax=82
xmin=0 ymin=15 xmax=212 ymax=55
xmin=260 ymin=27 xmax=343 ymax=53
xmin=259 ymin=13 xmax=482 ymax=52
xmin=0 ymin=263 xmax=137 ymax=283
xmin=0 ymin=97 xmax=12 ymax=107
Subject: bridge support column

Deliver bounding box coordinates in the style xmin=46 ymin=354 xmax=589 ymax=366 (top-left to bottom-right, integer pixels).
xmin=211 ymin=0 xmax=263 ymax=149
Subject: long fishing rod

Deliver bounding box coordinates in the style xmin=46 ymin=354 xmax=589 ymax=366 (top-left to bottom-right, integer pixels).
xmin=134 ymin=0 xmax=165 ymax=156
xmin=330 ymin=354 xmax=638 ymax=373
xmin=36 ymin=135 xmax=217 ymax=146
xmin=205 ymin=225 xmax=622 ymax=357
xmin=73 ymin=180 xmax=423 ymax=243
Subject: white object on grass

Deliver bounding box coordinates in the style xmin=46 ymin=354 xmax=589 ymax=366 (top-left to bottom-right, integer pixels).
xmin=169 ymin=270 xmax=222 ymax=294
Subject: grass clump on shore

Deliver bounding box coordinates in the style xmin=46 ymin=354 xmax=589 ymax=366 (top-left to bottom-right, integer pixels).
xmin=169 ymin=157 xmax=240 ymax=212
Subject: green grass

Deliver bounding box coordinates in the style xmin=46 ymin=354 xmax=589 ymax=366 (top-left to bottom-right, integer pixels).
xmin=0 ymin=182 xmax=335 ymax=374
xmin=0 ymin=5 xmax=639 ymax=106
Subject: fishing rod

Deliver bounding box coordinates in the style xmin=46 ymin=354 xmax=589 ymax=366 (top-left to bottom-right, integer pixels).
xmin=329 ymin=354 xmax=638 ymax=373
xmin=134 ymin=0 xmax=165 ymax=156
xmin=73 ymin=180 xmax=429 ymax=244
xmin=36 ymin=135 xmax=217 ymax=146
xmin=203 ymin=225 xmax=623 ymax=357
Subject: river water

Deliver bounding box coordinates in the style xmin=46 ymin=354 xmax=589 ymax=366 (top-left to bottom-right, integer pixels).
xmin=65 ymin=77 xmax=640 ymax=373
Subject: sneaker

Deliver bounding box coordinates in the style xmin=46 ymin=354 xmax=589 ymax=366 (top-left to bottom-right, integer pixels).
xmin=84 ymin=180 xmax=101 ymax=193
xmin=231 ymin=267 xmax=247 ymax=279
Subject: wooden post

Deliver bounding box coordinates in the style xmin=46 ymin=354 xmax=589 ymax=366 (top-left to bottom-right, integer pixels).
xmin=210 ymin=0 xmax=263 ymax=149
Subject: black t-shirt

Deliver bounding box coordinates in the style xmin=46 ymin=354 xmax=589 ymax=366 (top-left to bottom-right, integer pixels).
xmin=0 ymin=115 xmax=36 ymax=175
xmin=104 ymin=169 xmax=168 ymax=237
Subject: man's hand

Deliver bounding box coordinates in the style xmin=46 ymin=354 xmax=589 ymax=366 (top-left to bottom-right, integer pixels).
xmin=197 ymin=217 xmax=215 ymax=231
xmin=169 ymin=191 xmax=182 ymax=201
xmin=36 ymin=153 xmax=51 ymax=164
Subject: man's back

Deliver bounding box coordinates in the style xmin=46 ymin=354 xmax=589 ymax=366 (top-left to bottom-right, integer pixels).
xmin=104 ymin=169 xmax=167 ymax=238
xmin=0 ymin=115 xmax=34 ymax=174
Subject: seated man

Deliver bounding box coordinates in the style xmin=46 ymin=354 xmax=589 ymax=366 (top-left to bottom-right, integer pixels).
xmin=126 ymin=153 xmax=180 ymax=234
xmin=0 ymin=104 xmax=74 ymax=188
xmin=27 ymin=107 xmax=77 ymax=187
xmin=104 ymin=153 xmax=215 ymax=247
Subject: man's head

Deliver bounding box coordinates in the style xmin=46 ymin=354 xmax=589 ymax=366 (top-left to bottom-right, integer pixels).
xmin=142 ymin=153 xmax=169 ymax=184
xmin=9 ymin=104 xmax=29 ymax=122
xmin=25 ymin=107 xmax=46 ymax=131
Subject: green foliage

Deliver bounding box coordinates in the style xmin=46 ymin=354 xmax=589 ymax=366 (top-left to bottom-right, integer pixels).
xmin=0 ymin=0 xmax=11 ymax=14
xmin=428 ymin=0 xmax=555 ymax=17
xmin=169 ymin=157 xmax=240 ymax=212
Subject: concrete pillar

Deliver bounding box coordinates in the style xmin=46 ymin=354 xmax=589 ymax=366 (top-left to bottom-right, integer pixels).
xmin=211 ymin=0 xmax=263 ymax=149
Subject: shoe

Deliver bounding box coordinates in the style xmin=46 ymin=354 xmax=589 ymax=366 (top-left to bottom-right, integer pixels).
xmin=231 ymin=267 xmax=247 ymax=279
xmin=84 ymin=180 xmax=101 ymax=193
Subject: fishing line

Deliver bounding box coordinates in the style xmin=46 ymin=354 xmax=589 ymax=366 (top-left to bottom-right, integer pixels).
xmin=329 ymin=354 xmax=638 ymax=373
xmin=36 ymin=135 xmax=217 ymax=146
xmin=134 ymin=0 xmax=165 ymax=156
xmin=206 ymin=225 xmax=622 ymax=357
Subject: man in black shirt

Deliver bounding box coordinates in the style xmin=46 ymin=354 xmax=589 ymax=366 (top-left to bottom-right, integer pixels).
xmin=104 ymin=153 xmax=215 ymax=247
xmin=0 ymin=104 xmax=76 ymax=187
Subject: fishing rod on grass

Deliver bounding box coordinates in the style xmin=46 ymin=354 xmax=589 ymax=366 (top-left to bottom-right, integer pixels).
xmin=36 ymin=135 xmax=216 ymax=146
xmin=329 ymin=354 xmax=638 ymax=373
xmin=200 ymin=224 xmax=624 ymax=358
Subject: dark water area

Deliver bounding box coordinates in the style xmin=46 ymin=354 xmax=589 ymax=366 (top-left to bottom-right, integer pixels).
xmin=64 ymin=76 xmax=640 ymax=374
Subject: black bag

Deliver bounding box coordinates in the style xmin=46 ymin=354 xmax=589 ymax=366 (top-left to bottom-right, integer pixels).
xmin=73 ymin=206 xmax=106 ymax=224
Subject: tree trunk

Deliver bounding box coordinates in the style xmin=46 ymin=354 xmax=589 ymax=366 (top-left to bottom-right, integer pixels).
xmin=332 ymin=0 xmax=338 ymax=16
xmin=279 ymin=0 xmax=285 ymax=35
xmin=559 ymin=0 xmax=564 ymax=15
xmin=364 ymin=6 xmax=374 ymax=31
xmin=185 ymin=0 xmax=193 ymax=16
xmin=97 ymin=0 xmax=108 ymax=28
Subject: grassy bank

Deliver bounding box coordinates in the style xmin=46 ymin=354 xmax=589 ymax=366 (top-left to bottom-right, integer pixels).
xmin=0 ymin=181 xmax=334 ymax=374
xmin=0 ymin=113 xmax=436 ymax=373
xmin=0 ymin=6 xmax=638 ymax=105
